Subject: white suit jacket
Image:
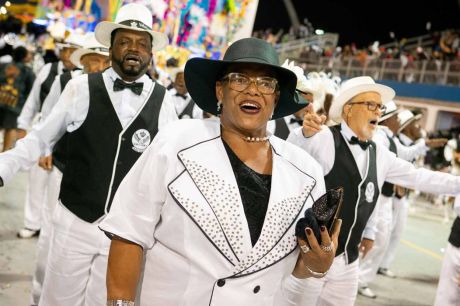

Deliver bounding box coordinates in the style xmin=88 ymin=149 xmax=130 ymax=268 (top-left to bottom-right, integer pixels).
xmin=100 ymin=119 xmax=326 ymax=306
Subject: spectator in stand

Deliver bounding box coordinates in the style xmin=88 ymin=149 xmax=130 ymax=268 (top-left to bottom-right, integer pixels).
xmin=440 ymin=29 xmax=459 ymax=61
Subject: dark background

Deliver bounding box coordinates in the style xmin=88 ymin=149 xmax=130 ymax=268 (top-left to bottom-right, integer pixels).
xmin=253 ymin=0 xmax=460 ymax=47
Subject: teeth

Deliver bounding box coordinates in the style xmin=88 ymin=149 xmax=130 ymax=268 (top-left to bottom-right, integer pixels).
xmin=241 ymin=102 xmax=259 ymax=109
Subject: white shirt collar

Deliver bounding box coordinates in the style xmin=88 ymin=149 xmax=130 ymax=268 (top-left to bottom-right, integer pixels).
xmin=399 ymin=133 xmax=413 ymax=145
xmin=340 ymin=121 xmax=359 ymax=141
xmin=169 ymin=88 xmax=190 ymax=99
xmin=106 ymin=67 xmax=149 ymax=84
xmin=379 ymin=125 xmax=394 ymax=138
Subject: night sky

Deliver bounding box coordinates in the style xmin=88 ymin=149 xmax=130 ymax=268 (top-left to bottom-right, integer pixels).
xmin=253 ymin=0 xmax=460 ymax=47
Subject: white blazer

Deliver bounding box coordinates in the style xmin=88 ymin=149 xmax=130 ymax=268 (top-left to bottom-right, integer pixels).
xmin=100 ymin=119 xmax=326 ymax=306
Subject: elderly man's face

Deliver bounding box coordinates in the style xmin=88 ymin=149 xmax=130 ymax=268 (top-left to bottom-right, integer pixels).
xmin=110 ymin=29 xmax=152 ymax=81
xmin=80 ymin=53 xmax=110 ymax=74
xmin=216 ymin=64 xmax=279 ymax=135
xmin=342 ymin=91 xmax=383 ymax=140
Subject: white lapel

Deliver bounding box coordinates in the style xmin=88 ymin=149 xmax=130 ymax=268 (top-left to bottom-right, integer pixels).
xmin=232 ymin=137 xmax=316 ymax=276
xmin=168 ymin=128 xmax=317 ymax=275
xmin=168 ymin=132 xmax=252 ymax=266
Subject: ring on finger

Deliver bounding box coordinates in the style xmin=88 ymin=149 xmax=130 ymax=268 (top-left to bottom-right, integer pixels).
xmin=300 ymin=244 xmax=310 ymax=254
xmin=320 ymin=241 xmax=334 ymax=253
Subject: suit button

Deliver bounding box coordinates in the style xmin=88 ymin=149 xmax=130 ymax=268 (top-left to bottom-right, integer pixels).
xmin=253 ymin=285 xmax=260 ymax=293
xmin=217 ymin=279 xmax=226 ymax=287
xmin=117 ymin=161 xmax=122 ymax=166
xmin=121 ymin=137 xmax=126 ymax=141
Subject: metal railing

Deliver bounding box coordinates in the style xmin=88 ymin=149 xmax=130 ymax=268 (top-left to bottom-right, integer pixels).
xmin=274 ymin=33 xmax=339 ymax=63
xmin=291 ymin=56 xmax=460 ymax=86
xmin=380 ymin=33 xmax=434 ymax=50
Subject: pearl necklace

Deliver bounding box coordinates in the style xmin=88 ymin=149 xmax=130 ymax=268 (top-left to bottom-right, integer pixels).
xmin=220 ymin=123 xmax=270 ymax=143
xmin=244 ymin=135 xmax=270 ymax=142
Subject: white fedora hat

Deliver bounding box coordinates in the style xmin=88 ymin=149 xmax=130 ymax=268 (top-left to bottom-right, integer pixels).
xmin=329 ymin=76 xmax=395 ymax=123
xmin=397 ymin=109 xmax=423 ymax=134
xmin=378 ymin=100 xmax=400 ymax=123
xmin=281 ymin=59 xmax=322 ymax=107
xmin=70 ymin=33 xmax=110 ymax=68
xmin=94 ymin=3 xmax=168 ymax=52
xmin=55 ymin=32 xmax=86 ymax=49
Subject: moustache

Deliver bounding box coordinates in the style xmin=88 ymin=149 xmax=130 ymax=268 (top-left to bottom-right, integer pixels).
xmin=122 ymin=53 xmax=143 ymax=64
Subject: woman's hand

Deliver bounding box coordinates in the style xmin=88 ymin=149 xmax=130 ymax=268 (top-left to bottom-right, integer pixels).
xmin=292 ymin=219 xmax=342 ymax=279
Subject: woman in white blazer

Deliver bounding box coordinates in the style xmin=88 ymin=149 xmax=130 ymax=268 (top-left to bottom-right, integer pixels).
xmin=100 ymin=37 xmax=341 ymax=306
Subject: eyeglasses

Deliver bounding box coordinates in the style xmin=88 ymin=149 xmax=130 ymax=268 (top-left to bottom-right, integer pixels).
xmin=220 ymin=72 xmax=278 ymax=95
xmin=348 ymin=101 xmax=386 ymax=112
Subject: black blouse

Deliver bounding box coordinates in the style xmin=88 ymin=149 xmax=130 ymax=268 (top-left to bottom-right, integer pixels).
xmin=223 ymin=140 xmax=272 ymax=246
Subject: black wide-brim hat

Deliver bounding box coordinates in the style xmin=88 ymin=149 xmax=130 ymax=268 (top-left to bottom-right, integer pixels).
xmin=184 ymin=38 xmax=307 ymax=119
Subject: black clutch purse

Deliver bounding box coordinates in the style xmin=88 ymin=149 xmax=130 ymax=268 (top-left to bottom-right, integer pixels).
xmin=295 ymin=187 xmax=344 ymax=245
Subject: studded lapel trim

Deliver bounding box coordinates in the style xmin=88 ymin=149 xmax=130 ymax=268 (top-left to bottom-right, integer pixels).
xmin=168 ymin=168 xmax=239 ymax=265
xmin=169 ymin=136 xmax=252 ymax=265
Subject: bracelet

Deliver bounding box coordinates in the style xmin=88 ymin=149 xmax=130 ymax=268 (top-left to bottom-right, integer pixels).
xmin=107 ymin=300 xmax=135 ymax=306
xmin=305 ymin=264 xmax=328 ymax=278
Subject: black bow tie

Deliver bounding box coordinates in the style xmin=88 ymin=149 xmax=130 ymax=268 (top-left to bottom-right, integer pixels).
xmin=113 ymin=78 xmax=144 ymax=95
xmin=290 ymin=118 xmax=303 ymax=125
xmin=175 ymin=92 xmax=188 ymax=99
xmin=349 ymin=136 xmax=371 ymax=150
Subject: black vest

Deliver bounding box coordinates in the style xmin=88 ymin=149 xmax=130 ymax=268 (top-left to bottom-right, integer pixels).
xmin=325 ymin=125 xmax=380 ymax=263
xmin=381 ymin=135 xmax=397 ymax=197
xmin=39 ymin=62 xmax=59 ymax=109
xmin=178 ymin=99 xmax=196 ymax=119
xmin=59 ymin=73 xmax=166 ymax=222
xmin=449 ymin=217 xmax=460 ymax=247
xmin=274 ymin=118 xmax=290 ymax=140
xmin=52 ymin=71 xmax=74 ymax=172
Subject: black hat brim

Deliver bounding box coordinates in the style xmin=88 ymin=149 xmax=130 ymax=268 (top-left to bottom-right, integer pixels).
xmin=184 ymin=57 xmax=307 ymax=119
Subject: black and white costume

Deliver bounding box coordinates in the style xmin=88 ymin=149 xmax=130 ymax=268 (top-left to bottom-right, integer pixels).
xmin=168 ymin=87 xmax=203 ymax=119
xmin=16 ymin=61 xmax=68 ymax=235
xmin=25 ymin=67 xmax=83 ymax=305
xmin=435 ymin=195 xmax=460 ymax=306
xmin=379 ymin=131 xmax=422 ymax=272
xmin=0 ymin=67 xmax=178 ymax=306
xmin=359 ymin=125 xmax=429 ymax=290
xmin=287 ymin=121 xmax=460 ymax=305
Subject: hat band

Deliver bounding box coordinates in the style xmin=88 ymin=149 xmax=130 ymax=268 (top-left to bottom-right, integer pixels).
xmin=119 ymin=20 xmax=152 ymax=31
xmin=89 ymin=47 xmax=109 ymax=53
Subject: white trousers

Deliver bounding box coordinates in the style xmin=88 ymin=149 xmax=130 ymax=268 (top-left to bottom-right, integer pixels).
xmin=39 ymin=202 xmax=110 ymax=306
xmin=24 ymin=164 xmax=50 ymax=230
xmin=31 ymin=167 xmax=62 ymax=305
xmin=434 ymin=242 xmax=460 ymax=306
xmin=300 ymin=255 xmax=359 ymax=306
xmin=359 ymin=195 xmax=393 ymax=286
xmin=380 ymin=196 xmax=410 ymax=270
